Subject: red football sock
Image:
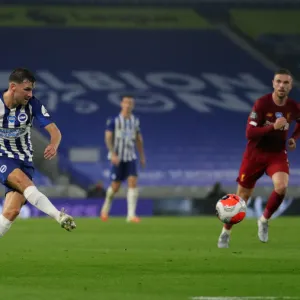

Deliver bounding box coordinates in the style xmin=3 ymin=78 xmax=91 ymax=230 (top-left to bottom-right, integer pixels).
xmin=263 ymin=191 xmax=284 ymax=219
xmin=224 ymin=224 xmax=233 ymax=230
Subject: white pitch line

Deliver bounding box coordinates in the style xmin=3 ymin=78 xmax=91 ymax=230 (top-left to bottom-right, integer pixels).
xmin=191 ymin=297 xmax=300 ymax=300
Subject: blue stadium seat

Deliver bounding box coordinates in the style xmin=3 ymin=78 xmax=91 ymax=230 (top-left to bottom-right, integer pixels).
xmin=1 ymin=27 xmax=300 ymax=186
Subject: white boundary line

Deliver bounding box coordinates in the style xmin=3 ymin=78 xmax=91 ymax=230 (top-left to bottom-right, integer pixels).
xmin=191 ymin=297 xmax=300 ymax=300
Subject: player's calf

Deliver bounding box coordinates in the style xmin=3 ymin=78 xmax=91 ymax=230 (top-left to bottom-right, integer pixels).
xmin=257 ymin=190 xmax=284 ymax=243
xmin=0 ymin=192 xmax=24 ymax=237
xmin=3 ymin=207 xmax=20 ymax=221
xmin=100 ymin=182 xmax=121 ymax=220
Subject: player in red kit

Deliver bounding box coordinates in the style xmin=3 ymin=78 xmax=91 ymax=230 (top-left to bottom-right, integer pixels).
xmin=218 ymin=68 xmax=300 ymax=248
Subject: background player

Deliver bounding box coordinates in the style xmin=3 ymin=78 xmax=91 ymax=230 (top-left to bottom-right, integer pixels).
xmin=0 ymin=68 xmax=76 ymax=237
xmin=100 ymin=96 xmax=146 ymax=222
xmin=218 ymin=68 xmax=300 ymax=248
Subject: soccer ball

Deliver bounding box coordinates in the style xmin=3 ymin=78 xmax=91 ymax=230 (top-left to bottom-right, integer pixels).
xmin=216 ymin=194 xmax=247 ymax=224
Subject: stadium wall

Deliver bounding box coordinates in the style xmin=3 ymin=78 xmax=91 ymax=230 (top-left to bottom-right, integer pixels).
xmin=7 ymin=196 xmax=299 ymax=219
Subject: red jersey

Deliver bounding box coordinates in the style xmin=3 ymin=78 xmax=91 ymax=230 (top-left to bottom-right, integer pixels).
xmin=245 ymin=93 xmax=300 ymax=154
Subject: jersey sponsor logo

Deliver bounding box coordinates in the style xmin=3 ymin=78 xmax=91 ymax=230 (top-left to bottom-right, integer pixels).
xmin=0 ymin=127 xmax=27 ymax=138
xmin=0 ymin=165 xmax=7 ymax=173
xmin=18 ymin=113 xmax=28 ymax=123
xmin=275 ymin=112 xmax=283 ymax=118
xmin=7 ymin=116 xmax=16 ymax=123
xmin=121 ymin=129 xmax=135 ymax=139
xmin=266 ymin=112 xmax=273 ymax=117
xmin=250 ymin=111 xmax=257 ymax=119
xmin=286 ymin=112 xmax=291 ymax=121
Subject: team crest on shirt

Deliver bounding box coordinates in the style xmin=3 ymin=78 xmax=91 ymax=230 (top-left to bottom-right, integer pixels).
xmin=18 ymin=113 xmax=28 ymax=123
xmin=275 ymin=112 xmax=283 ymax=118
xmin=266 ymin=113 xmax=273 ymax=117
xmin=286 ymin=112 xmax=291 ymax=121
xmin=7 ymin=116 xmax=16 ymax=123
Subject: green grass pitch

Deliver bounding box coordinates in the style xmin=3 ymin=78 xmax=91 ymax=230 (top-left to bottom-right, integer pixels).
xmin=0 ymin=217 xmax=299 ymax=300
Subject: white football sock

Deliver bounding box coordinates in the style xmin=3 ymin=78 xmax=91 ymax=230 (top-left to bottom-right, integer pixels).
xmin=222 ymin=227 xmax=231 ymax=234
xmin=260 ymin=215 xmax=268 ymax=223
xmin=101 ymin=187 xmax=115 ymax=215
xmin=24 ymin=186 xmax=60 ymax=222
xmin=127 ymin=188 xmax=138 ymax=218
xmin=0 ymin=214 xmax=12 ymax=237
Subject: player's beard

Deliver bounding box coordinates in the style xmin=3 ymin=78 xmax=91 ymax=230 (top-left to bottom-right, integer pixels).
xmin=277 ymin=90 xmax=287 ymax=102
xmin=22 ymin=97 xmax=30 ymax=105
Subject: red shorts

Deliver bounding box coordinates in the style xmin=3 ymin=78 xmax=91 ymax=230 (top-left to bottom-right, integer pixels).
xmin=237 ymin=151 xmax=289 ymax=189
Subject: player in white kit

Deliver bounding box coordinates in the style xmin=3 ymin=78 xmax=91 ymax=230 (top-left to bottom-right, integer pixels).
xmin=0 ymin=68 xmax=76 ymax=237
xmin=100 ymin=96 xmax=146 ymax=222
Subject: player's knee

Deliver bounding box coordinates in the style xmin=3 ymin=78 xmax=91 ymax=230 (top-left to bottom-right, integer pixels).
xmin=128 ymin=177 xmax=137 ymax=188
xmin=7 ymin=169 xmax=32 ymax=193
xmin=274 ymin=182 xmax=288 ymax=195
xmin=128 ymin=182 xmax=137 ymax=188
xmin=110 ymin=183 xmax=120 ymax=194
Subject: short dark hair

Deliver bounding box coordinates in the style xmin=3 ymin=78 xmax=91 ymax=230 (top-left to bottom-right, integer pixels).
xmin=121 ymin=95 xmax=134 ymax=100
xmin=9 ymin=68 xmax=36 ymax=84
xmin=275 ymin=68 xmax=293 ymax=78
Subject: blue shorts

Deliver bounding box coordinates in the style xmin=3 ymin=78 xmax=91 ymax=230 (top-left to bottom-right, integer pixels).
xmin=0 ymin=157 xmax=34 ymax=195
xmin=110 ymin=160 xmax=137 ymax=182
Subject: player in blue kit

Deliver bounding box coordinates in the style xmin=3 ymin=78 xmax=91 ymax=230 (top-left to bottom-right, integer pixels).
xmin=0 ymin=68 xmax=76 ymax=236
xmin=100 ymin=96 xmax=146 ymax=222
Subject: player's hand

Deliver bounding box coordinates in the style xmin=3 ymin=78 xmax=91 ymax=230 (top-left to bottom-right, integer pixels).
xmin=273 ymin=117 xmax=287 ymax=130
xmin=140 ymin=156 xmax=146 ymax=168
xmin=288 ymin=138 xmax=297 ymax=151
xmin=111 ymin=153 xmax=120 ymax=166
xmin=44 ymin=144 xmax=57 ymax=160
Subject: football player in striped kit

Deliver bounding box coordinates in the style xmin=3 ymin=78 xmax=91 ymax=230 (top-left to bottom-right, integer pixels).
xmin=100 ymin=95 xmax=146 ymax=222
xmin=0 ymin=68 xmax=76 ymax=237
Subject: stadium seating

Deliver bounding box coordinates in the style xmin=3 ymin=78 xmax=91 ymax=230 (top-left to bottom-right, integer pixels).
xmin=1 ymin=24 xmax=300 ymax=187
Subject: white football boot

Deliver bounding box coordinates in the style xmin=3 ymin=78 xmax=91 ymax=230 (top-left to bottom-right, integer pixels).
xmin=59 ymin=208 xmax=76 ymax=232
xmin=218 ymin=229 xmax=230 ymax=248
xmin=257 ymin=219 xmax=268 ymax=243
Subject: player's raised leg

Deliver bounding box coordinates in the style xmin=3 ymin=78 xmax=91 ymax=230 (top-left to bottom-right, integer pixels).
xmin=7 ymin=168 xmax=76 ymax=231
xmin=257 ymin=171 xmax=288 ymax=243
xmin=127 ymin=175 xmax=140 ymax=223
xmin=217 ymin=184 xmax=253 ymax=248
xmin=218 ymin=155 xmax=261 ymax=248
xmin=100 ymin=180 xmax=121 ymax=221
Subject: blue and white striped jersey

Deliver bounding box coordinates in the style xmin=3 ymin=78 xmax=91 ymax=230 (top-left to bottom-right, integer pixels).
xmin=0 ymin=93 xmax=53 ymax=163
xmin=106 ymin=114 xmax=141 ymax=162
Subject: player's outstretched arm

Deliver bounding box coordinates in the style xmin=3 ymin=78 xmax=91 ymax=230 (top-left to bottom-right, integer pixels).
xmin=136 ymin=133 xmax=146 ymax=168
xmin=44 ymin=123 xmax=62 ymax=160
